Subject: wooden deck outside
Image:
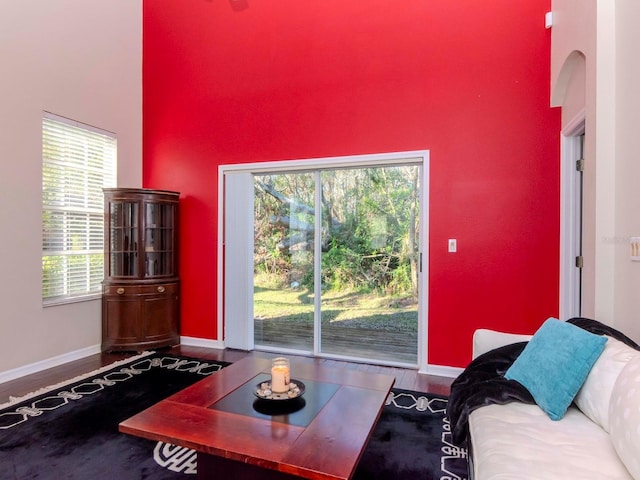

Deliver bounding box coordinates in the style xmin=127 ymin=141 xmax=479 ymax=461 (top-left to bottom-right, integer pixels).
xmin=254 ymin=319 xmax=418 ymax=365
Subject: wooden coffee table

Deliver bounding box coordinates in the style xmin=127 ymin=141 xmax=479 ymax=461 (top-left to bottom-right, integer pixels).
xmin=119 ymin=356 xmax=395 ymax=480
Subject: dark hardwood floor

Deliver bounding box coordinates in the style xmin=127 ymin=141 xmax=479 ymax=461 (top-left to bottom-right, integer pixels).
xmin=0 ymin=345 xmax=453 ymax=406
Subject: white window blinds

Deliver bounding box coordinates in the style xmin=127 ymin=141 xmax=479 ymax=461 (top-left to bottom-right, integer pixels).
xmin=42 ymin=113 xmax=117 ymax=305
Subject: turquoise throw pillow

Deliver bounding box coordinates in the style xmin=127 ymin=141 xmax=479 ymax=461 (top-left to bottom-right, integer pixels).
xmin=505 ymin=317 xmax=607 ymax=420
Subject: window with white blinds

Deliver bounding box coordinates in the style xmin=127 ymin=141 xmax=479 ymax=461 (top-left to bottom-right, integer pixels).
xmin=42 ymin=113 xmax=117 ymax=305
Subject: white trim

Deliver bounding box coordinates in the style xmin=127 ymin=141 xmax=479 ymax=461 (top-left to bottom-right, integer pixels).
xmin=0 ymin=351 xmax=154 ymax=410
xmin=418 ymin=152 xmax=430 ymax=372
xmin=219 ymin=150 xmax=427 ymax=175
xmin=0 ymin=344 xmax=101 ymax=385
xmin=313 ymin=171 xmax=322 ymax=355
xmin=419 ymin=364 xmax=463 ymax=379
xmin=559 ymin=113 xmax=585 ymax=320
xmin=217 ymin=166 xmax=226 ymax=350
xmin=562 ymin=108 xmax=586 ymax=136
xmin=219 ymin=150 xmax=430 ymax=369
xmin=180 ymin=336 xmax=226 ymax=350
xmin=43 ymin=111 xmax=117 ymax=137
xmin=1 ymin=339 xmax=226 ymax=390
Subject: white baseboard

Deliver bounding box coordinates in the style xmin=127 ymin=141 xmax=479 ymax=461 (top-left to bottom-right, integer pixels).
xmin=180 ymin=336 xmax=225 ymax=350
xmin=0 ymin=337 xmax=225 ymax=386
xmin=0 ymin=337 xmax=460 ymax=386
xmin=0 ymin=344 xmax=102 ymax=385
xmin=419 ymin=364 xmax=464 ymax=378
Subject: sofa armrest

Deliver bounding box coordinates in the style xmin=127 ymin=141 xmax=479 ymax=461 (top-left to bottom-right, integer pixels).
xmin=472 ymin=329 xmax=533 ymax=359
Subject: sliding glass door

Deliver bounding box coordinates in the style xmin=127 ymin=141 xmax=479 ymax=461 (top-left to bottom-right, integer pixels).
xmin=317 ymin=167 xmax=419 ymax=363
xmin=252 ymin=164 xmax=420 ymax=365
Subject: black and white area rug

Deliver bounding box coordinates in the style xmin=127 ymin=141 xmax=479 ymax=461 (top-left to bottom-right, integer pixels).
xmin=0 ymin=352 xmax=229 ymax=480
xmin=354 ymin=389 xmax=468 ymax=480
xmin=0 ymin=354 xmax=468 ymax=480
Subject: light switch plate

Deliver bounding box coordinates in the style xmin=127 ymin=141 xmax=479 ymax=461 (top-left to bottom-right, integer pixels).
xmin=631 ymin=237 xmax=640 ymax=261
xmin=448 ymin=239 xmax=457 ymax=253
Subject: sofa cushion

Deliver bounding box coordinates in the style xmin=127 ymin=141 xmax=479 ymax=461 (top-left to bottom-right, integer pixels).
xmin=472 ymin=328 xmax=533 ymax=359
xmin=505 ymin=318 xmax=607 ymax=420
xmin=469 ymin=402 xmax=633 ymax=480
xmin=609 ymin=355 xmax=640 ymax=479
xmin=574 ymin=336 xmax=640 ymax=432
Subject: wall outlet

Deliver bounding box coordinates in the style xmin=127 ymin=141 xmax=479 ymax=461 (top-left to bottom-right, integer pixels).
xmin=448 ymin=239 xmax=457 ymax=253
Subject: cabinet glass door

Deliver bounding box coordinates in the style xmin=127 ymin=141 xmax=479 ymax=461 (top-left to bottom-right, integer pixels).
xmin=109 ymin=201 xmax=139 ymax=277
xmin=144 ymin=203 xmax=175 ymax=277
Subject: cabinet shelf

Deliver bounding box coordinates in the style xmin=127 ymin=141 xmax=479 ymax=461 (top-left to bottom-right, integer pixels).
xmin=102 ymin=188 xmax=180 ymax=352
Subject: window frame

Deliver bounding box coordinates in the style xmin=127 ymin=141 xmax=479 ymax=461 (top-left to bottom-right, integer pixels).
xmin=42 ymin=112 xmax=117 ymax=306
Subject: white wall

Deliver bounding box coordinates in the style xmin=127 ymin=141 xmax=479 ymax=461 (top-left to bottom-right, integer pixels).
xmin=2 ymin=0 xmax=637 ymax=377
xmin=613 ymin=0 xmax=640 ymax=342
xmin=551 ymin=0 xmax=640 ymax=343
xmin=0 ymin=1 xmax=142 ymax=375
xmin=551 ymin=0 xmax=600 ymax=320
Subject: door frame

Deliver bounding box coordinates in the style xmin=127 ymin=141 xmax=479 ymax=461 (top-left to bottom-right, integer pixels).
xmin=559 ymin=110 xmax=585 ymax=320
xmin=218 ymin=150 xmax=430 ymax=371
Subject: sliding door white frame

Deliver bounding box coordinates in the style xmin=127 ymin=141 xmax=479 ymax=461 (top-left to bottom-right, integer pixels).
xmin=218 ymin=150 xmax=430 ymax=370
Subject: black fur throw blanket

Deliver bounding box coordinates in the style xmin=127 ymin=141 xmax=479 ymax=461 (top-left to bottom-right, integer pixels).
xmin=446 ymin=317 xmax=640 ymax=446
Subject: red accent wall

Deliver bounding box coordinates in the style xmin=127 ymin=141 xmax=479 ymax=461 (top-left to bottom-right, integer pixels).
xmin=142 ymin=0 xmax=560 ymax=368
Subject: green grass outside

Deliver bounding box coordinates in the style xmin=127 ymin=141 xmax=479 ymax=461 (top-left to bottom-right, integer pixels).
xmin=254 ymin=276 xmax=418 ymax=333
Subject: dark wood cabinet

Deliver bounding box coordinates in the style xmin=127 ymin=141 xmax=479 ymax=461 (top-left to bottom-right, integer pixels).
xmin=102 ymin=188 xmax=180 ymax=352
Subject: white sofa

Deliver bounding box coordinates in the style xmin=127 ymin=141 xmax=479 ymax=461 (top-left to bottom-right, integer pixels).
xmin=467 ymin=328 xmax=640 ymax=480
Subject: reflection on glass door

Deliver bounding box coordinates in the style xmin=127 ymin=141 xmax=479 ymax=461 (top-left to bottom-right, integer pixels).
xmin=253 ymin=165 xmax=419 ymax=365
xmin=253 ymin=172 xmax=315 ymax=351
xmin=318 ymin=167 xmax=419 ymax=363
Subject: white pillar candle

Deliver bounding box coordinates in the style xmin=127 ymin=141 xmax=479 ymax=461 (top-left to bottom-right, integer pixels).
xmin=271 ymin=358 xmax=290 ymax=393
